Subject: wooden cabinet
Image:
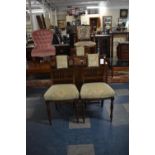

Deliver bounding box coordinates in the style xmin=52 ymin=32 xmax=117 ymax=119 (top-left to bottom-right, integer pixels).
xmin=54 ymin=44 xmax=70 ymax=55
xmin=92 ymin=34 xmax=110 ymax=57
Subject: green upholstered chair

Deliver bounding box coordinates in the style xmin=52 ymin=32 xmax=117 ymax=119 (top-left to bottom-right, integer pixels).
xmin=80 ymin=53 xmax=115 ymax=122
xmin=44 ymin=55 xmax=79 ymax=125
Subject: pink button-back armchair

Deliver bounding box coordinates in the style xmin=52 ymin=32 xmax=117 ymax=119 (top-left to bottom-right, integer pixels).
xmin=31 ymin=29 xmax=56 ymax=58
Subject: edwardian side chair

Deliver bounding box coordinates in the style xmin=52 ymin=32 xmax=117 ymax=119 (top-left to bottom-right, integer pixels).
xmin=80 ymin=53 xmax=115 ymax=122
xmin=44 ymin=55 xmax=79 ymax=125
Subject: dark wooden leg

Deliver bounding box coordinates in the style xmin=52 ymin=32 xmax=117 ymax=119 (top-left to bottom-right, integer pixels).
xmin=46 ymin=101 xmax=52 ymax=125
xmin=82 ymin=101 xmax=86 ymax=123
xmin=55 ymin=103 xmax=58 ymax=111
xmin=74 ymin=100 xmax=79 ymax=123
xmin=84 ymin=101 xmax=87 ymax=109
xmin=101 ymin=100 xmax=104 ymax=108
xmin=110 ymin=97 xmax=114 ymax=122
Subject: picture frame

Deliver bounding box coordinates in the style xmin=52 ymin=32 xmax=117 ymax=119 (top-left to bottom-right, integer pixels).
xmin=57 ymin=20 xmax=66 ymax=29
xmin=120 ymin=9 xmax=128 ymax=18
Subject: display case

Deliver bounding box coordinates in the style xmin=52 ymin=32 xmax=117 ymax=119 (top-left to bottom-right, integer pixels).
xmin=103 ymin=16 xmax=112 ymax=33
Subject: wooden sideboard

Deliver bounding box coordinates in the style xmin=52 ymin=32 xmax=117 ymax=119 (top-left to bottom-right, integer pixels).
xmin=54 ymin=44 xmax=70 ymax=55
xmin=92 ymin=34 xmax=111 ymax=57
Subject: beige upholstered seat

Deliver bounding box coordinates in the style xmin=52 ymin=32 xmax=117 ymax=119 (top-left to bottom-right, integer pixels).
xmin=80 ymin=82 xmax=115 ymax=99
xmin=74 ymin=41 xmax=96 ymax=47
xmin=80 ymin=82 xmax=115 ymax=122
xmin=44 ymin=84 xmax=79 ymax=101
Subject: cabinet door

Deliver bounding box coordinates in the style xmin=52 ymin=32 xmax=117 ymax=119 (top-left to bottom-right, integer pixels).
xmin=103 ymin=16 xmax=112 ymax=32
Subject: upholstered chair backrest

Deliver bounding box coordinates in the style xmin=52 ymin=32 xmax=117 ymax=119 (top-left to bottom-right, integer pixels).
xmin=32 ymin=29 xmax=53 ymax=49
xmin=77 ymin=26 xmax=91 ymax=41
xmin=56 ymin=55 xmax=68 ymax=69
xmin=76 ymin=46 xmax=85 ymax=56
xmin=87 ymin=53 xmax=99 ymax=67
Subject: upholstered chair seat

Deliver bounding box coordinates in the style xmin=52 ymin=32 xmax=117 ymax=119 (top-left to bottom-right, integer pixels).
xmin=31 ymin=46 xmax=56 ymax=57
xmin=44 ymin=84 xmax=79 ymax=101
xmin=74 ymin=41 xmax=96 ymax=47
xmin=80 ymin=82 xmax=115 ymax=99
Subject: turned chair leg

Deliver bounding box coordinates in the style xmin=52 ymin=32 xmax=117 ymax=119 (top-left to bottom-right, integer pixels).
xmin=45 ymin=101 xmax=52 ymax=125
xmin=101 ymin=100 xmax=104 ymax=108
xmin=73 ymin=101 xmax=79 ymax=123
xmin=82 ymin=101 xmax=86 ymax=123
xmin=110 ymin=97 xmax=114 ymax=122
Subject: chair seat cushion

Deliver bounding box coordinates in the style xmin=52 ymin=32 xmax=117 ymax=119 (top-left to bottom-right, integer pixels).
xmin=31 ymin=47 xmax=56 ymax=57
xmin=74 ymin=41 xmax=96 ymax=47
xmin=44 ymin=84 xmax=79 ymax=101
xmin=80 ymin=82 xmax=115 ymax=99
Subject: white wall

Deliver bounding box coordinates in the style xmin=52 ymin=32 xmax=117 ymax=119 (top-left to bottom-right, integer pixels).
xmin=80 ymin=8 xmax=123 ymax=30
xmin=57 ymin=7 xmax=128 ymax=30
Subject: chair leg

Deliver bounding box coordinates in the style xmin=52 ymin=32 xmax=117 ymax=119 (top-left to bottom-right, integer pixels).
xmin=45 ymin=101 xmax=52 ymax=125
xmin=82 ymin=101 xmax=86 ymax=123
xmin=110 ymin=97 xmax=114 ymax=122
xmin=55 ymin=103 xmax=58 ymax=111
xmin=101 ymin=100 xmax=104 ymax=108
xmin=84 ymin=101 xmax=87 ymax=109
xmin=73 ymin=101 xmax=79 ymax=123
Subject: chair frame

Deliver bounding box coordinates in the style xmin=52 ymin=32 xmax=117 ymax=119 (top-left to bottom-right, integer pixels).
xmin=45 ymin=56 xmax=79 ymax=125
xmin=80 ymin=56 xmax=114 ymax=122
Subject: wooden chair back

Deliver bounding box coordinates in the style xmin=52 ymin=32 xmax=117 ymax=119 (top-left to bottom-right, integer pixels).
xmin=51 ymin=55 xmax=75 ymax=84
xmin=82 ymin=54 xmax=108 ymax=83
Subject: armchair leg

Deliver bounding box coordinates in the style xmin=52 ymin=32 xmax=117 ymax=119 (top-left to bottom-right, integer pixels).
xmin=110 ymin=97 xmax=114 ymax=122
xmin=46 ymin=101 xmax=52 ymax=125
